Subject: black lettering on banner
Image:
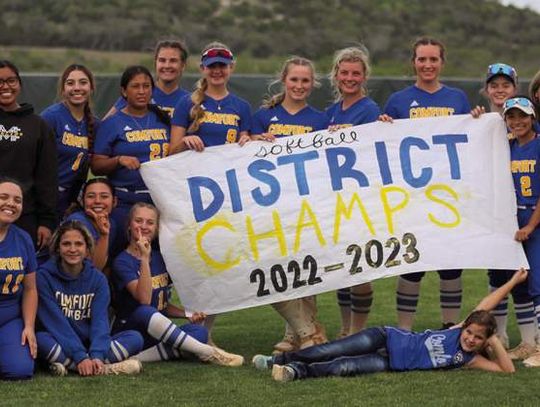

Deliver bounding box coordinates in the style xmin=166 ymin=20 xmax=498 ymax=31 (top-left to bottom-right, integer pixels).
xmin=250 ymin=269 xmax=270 ymax=297
xmin=288 ymin=260 xmax=307 ymax=288
xmin=365 ymin=240 xmax=383 ymax=268
xmin=384 ymin=237 xmax=401 ymax=267
xmin=346 ymin=244 xmax=363 ymax=275
xmin=270 ymin=264 xmax=288 ymax=293
xmin=304 ymin=255 xmax=322 ymax=285
xmin=402 ymin=232 xmax=420 ymax=263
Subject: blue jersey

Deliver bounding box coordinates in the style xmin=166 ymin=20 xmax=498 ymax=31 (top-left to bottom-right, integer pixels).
xmin=326 ymin=97 xmax=380 ymax=128
xmin=114 ymin=86 xmax=189 ymax=118
xmin=94 ymin=110 xmax=170 ymax=191
xmin=385 ymin=326 xmax=474 ymax=371
xmin=172 ymin=93 xmax=252 ymax=147
xmin=510 ymin=136 xmax=540 ymax=207
xmin=37 ymin=258 xmax=111 ymax=363
xmin=112 ymin=249 xmax=172 ymax=319
xmin=0 ymin=225 xmax=36 ymax=310
xmin=41 ymin=103 xmax=99 ymax=190
xmin=383 ymin=85 xmax=471 ymax=119
xmin=65 ymin=211 xmax=117 ymax=253
xmin=252 ymin=104 xmax=328 ymax=137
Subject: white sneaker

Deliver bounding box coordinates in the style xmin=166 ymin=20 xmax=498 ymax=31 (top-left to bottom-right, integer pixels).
xmin=104 ymin=359 xmax=143 ymax=375
xmin=252 ymin=354 xmax=273 ymax=370
xmin=272 ymin=364 xmax=295 ymax=382
xmin=200 ymin=347 xmax=244 ymax=367
xmin=49 ymin=362 xmax=68 ymax=377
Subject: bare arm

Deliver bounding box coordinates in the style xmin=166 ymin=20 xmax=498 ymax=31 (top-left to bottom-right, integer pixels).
xmin=125 ymin=231 xmax=153 ymax=305
xmin=91 ymin=154 xmax=140 ymax=175
xmin=515 ymin=196 xmax=540 ymax=241
xmin=21 ymin=272 xmax=38 ymax=358
xmin=474 ymin=268 xmax=528 ymax=312
xmin=466 ymin=336 xmax=514 ymax=373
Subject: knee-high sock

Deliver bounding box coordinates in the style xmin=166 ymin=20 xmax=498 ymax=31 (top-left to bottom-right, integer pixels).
xmin=396 ymin=277 xmax=420 ymax=330
xmin=272 ymin=299 xmax=316 ymax=339
xmin=514 ymin=299 xmax=536 ymax=345
xmin=350 ymin=284 xmax=373 ymax=334
xmin=440 ymin=277 xmax=462 ymax=324
xmin=337 ymin=288 xmax=352 ymax=335
xmin=489 ymin=285 xmax=509 ymax=340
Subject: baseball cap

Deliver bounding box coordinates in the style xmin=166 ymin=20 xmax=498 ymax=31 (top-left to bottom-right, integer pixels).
xmin=503 ymin=97 xmax=536 ymax=117
xmin=486 ymin=63 xmax=517 ymax=85
xmin=201 ymin=48 xmax=234 ymax=67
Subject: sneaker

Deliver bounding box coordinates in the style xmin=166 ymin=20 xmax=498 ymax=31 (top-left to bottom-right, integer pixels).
xmin=49 ymin=362 xmax=68 ymax=377
xmin=272 ymin=364 xmax=295 ymax=382
xmin=272 ymin=335 xmax=299 ymax=354
xmin=252 ymin=354 xmax=273 ymax=370
xmin=201 ymin=347 xmax=244 ymax=367
xmin=104 ymin=359 xmax=143 ymax=375
xmin=508 ymin=342 xmax=536 ymax=360
xmin=523 ymin=351 xmax=540 ymax=367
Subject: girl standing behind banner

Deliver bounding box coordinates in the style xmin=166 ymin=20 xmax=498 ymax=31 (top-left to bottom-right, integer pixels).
xmin=251 ymin=56 xmax=329 ymax=354
xmin=91 ymin=65 xmax=170 ymax=255
xmin=105 ymin=39 xmax=189 ymax=119
xmin=380 ymin=37 xmax=471 ymax=331
xmin=325 ymin=46 xmax=381 ymax=339
xmin=41 ymin=64 xmax=99 ymax=220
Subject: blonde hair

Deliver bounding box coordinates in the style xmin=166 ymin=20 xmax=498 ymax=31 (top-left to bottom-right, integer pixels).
xmin=189 ymin=41 xmax=232 ymax=133
xmin=329 ymin=46 xmax=371 ymax=101
xmin=262 ymin=56 xmax=320 ymax=109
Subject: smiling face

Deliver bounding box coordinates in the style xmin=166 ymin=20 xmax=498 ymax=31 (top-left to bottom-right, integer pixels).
xmin=155 ymin=47 xmax=185 ymax=85
xmin=201 ymin=62 xmax=233 ymax=88
xmin=0 ymin=182 xmax=23 ymax=226
xmin=59 ymin=229 xmax=88 ymax=270
xmin=283 ymin=64 xmax=314 ymax=104
xmin=505 ymin=109 xmax=535 ymax=140
xmin=336 ymin=61 xmax=365 ymax=97
xmin=486 ymin=76 xmax=516 ymax=109
xmin=62 ymin=69 xmax=93 ymax=108
xmin=459 ymin=323 xmax=488 ymax=353
xmin=122 ymin=73 xmax=153 ymax=111
xmin=129 ymin=206 xmax=158 ymax=242
xmin=0 ymin=67 xmax=21 ymax=111
xmin=413 ymin=44 xmax=444 ymax=85
xmin=83 ymin=182 xmax=115 ymax=216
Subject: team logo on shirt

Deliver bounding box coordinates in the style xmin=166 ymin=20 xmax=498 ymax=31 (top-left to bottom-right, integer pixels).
xmin=0 ymin=125 xmax=22 ymax=142
xmin=270 ymin=116 xmax=279 ymax=122
xmin=424 ymin=334 xmax=452 ymax=367
xmin=55 ymin=291 xmax=95 ymax=320
xmin=62 ymin=131 xmax=88 ymax=149
xmin=410 ymin=100 xmax=419 ymax=107
xmin=123 ymin=125 xmax=133 ymax=131
xmin=64 ymin=124 xmax=71 ymax=131
xmin=453 ymin=351 xmax=465 ymax=364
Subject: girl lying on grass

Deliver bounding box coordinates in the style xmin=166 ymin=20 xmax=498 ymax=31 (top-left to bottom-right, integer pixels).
xmin=253 ymin=269 xmax=527 ymax=381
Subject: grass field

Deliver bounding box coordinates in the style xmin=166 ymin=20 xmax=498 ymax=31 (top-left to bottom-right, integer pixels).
xmin=3 ymin=270 xmax=540 ymax=407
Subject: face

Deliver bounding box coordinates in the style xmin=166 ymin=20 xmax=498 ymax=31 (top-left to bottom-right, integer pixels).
xmin=122 ymin=73 xmax=153 ymax=110
xmin=59 ymin=229 xmax=88 ymax=268
xmin=155 ymin=47 xmax=185 ymax=84
xmin=534 ymin=87 xmax=540 ymax=105
xmin=284 ymin=65 xmax=314 ymax=103
xmin=201 ymin=63 xmax=233 ymax=87
xmin=460 ymin=323 xmax=488 ymax=352
xmin=413 ymin=44 xmax=444 ymax=84
xmin=129 ymin=207 xmax=158 ymax=242
xmin=0 ymin=182 xmax=23 ymax=226
xmin=63 ymin=70 xmax=92 ymax=107
xmin=336 ymin=61 xmax=365 ymax=97
xmin=0 ymin=67 xmax=21 ymax=111
xmin=486 ymin=76 xmax=516 ymax=108
xmin=83 ymin=182 xmax=115 ymax=215
xmin=505 ymin=109 xmax=535 ymax=139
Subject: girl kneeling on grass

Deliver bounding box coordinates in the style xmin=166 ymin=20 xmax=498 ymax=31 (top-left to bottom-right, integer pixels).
xmin=36 ymin=221 xmax=143 ymax=376
xmin=253 ymin=269 xmax=527 ymax=381
xmin=111 ymin=202 xmax=244 ymax=367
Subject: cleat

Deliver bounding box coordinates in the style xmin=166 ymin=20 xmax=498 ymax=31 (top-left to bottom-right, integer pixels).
xmin=201 ymin=347 xmax=244 ymax=367
xmin=523 ymin=351 xmax=540 ymax=367
xmin=272 ymin=334 xmax=299 ymax=355
xmin=508 ymin=342 xmax=536 ymax=360
xmin=104 ymin=359 xmax=143 ymax=375
xmin=272 ymin=364 xmax=295 ymax=382
xmin=252 ymin=354 xmax=273 ymax=370
xmin=50 ymin=362 xmax=68 ymax=377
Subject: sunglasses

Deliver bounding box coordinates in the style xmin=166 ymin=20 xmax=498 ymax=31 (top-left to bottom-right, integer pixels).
xmin=504 ymin=97 xmax=533 ymax=110
xmin=487 ymin=63 xmax=516 ymax=80
xmin=201 ymin=48 xmax=234 ymax=60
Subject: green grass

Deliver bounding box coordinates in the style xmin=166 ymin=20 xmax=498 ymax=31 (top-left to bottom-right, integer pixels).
xmin=3 ymin=270 xmax=540 ymax=407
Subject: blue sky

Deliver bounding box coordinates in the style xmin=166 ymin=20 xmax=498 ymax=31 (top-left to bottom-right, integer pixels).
xmin=501 ymin=0 xmax=540 ymax=12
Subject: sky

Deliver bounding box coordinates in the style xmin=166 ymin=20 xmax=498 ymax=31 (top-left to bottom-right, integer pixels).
xmin=501 ymin=0 xmax=540 ymax=12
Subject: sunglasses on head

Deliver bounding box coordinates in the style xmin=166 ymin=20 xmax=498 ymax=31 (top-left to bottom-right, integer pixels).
xmin=201 ymin=48 xmax=234 ymax=60
xmin=487 ymin=63 xmax=516 ymax=79
xmin=504 ymin=97 xmax=533 ymax=110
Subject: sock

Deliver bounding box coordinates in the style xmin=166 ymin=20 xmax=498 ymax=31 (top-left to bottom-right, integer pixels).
xmin=135 ymin=343 xmax=181 ymax=362
xmin=515 ymin=299 xmax=536 ymax=345
xmin=440 ymin=277 xmax=462 ymax=324
xmin=489 ymin=284 xmax=509 ymax=340
xmin=337 ymin=288 xmax=352 ymax=334
xmin=350 ymin=285 xmax=373 ymax=334
xmin=396 ymin=277 xmax=420 ymax=330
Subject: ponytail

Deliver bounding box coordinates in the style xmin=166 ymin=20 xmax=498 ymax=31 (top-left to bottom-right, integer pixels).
xmin=188 ymin=78 xmax=208 ymax=133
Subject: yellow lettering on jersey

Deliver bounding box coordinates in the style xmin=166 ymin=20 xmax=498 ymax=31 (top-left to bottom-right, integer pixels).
xmin=151 ymin=273 xmax=170 ymax=289
xmin=0 ymin=257 xmax=23 ymax=271
xmin=511 ymin=159 xmax=536 ymax=174
xmin=126 ymin=129 xmax=168 ymax=143
xmin=201 ymin=112 xmax=239 ymax=126
xmin=268 ymin=124 xmax=313 ymax=136
xmin=61 ymin=132 xmax=88 ymax=149
xmin=409 ymin=107 xmax=455 ymax=118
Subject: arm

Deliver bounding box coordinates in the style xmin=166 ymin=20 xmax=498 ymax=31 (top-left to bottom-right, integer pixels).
xmin=163 ymin=303 xmax=206 ymax=323
xmin=90 ymin=154 xmax=140 ymax=175
xmin=85 ymin=209 xmax=111 ymax=270
xmin=124 ymin=231 xmax=153 ymax=305
xmin=237 ymin=130 xmax=251 ymax=146
xmin=169 ymin=125 xmax=205 ymax=154
xmin=515 ymin=196 xmax=540 ymax=241
xmin=474 ymin=268 xmax=528 ymax=312
xmin=21 ymin=272 xmax=38 ymax=358
xmin=466 ymin=336 xmax=515 ymax=373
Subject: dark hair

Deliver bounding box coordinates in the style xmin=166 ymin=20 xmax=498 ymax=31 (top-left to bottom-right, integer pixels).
xmin=50 ymin=220 xmax=95 ymax=257
xmin=65 ymin=177 xmax=115 ymax=216
xmin=411 ymin=37 xmax=446 ymax=62
xmin=0 ymin=60 xmax=22 ymax=86
xmin=58 ymin=64 xmax=97 ymax=152
xmin=120 ymin=65 xmax=170 ymax=126
xmin=463 ymin=310 xmax=497 ymax=338
xmin=0 ymin=176 xmax=23 ymax=191
xmin=154 ymin=39 xmax=189 ymax=63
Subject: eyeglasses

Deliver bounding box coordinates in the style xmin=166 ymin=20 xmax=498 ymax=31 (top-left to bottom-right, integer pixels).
xmin=201 ymin=48 xmax=234 ymax=60
xmin=504 ymin=97 xmax=534 ymax=110
xmin=0 ymin=77 xmax=19 ymax=87
xmin=487 ymin=63 xmax=517 ymax=80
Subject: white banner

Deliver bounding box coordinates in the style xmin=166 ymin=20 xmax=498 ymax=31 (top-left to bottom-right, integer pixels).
xmin=141 ymin=113 xmax=528 ymax=314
